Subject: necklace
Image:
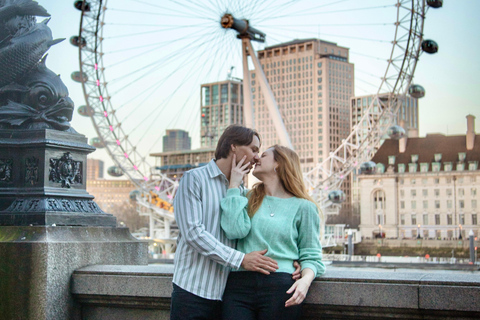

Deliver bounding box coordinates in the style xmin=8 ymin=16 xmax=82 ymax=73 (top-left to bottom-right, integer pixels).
xmin=266 ymin=198 xmax=279 ymax=217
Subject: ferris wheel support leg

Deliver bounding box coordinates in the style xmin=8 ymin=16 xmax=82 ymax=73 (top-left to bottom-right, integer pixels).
xmin=244 ymin=38 xmax=293 ymax=149
xmin=164 ymin=219 xmax=172 ymax=255
xmin=241 ymin=39 xmax=254 ymax=129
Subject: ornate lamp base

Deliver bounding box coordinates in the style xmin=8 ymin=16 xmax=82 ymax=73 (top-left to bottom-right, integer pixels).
xmin=0 ymin=129 xmax=116 ymax=227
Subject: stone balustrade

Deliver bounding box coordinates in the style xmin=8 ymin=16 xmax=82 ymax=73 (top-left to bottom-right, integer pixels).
xmin=72 ymin=264 xmax=480 ymax=320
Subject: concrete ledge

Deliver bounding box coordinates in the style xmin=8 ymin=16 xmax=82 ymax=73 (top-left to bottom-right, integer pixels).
xmin=72 ymin=265 xmax=480 ymax=319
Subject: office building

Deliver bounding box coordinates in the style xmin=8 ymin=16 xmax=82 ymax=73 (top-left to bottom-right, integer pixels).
xmin=163 ymin=129 xmax=191 ymax=152
xmin=200 ymin=79 xmax=243 ymax=148
xmin=87 ymin=158 xmax=104 ymax=181
xmin=252 ymin=38 xmax=354 ymax=204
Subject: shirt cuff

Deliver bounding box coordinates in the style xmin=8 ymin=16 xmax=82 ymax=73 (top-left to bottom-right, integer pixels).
xmin=226 ymin=188 xmax=241 ymax=197
xmin=301 ymin=263 xmax=318 ymax=278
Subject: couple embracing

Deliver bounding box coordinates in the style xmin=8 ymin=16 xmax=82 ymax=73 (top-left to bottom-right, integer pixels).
xmin=171 ymin=125 xmax=325 ymax=320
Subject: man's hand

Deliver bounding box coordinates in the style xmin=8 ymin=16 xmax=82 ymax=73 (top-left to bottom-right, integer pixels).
xmin=292 ymin=261 xmax=301 ymax=280
xmin=241 ymin=249 xmax=278 ymax=275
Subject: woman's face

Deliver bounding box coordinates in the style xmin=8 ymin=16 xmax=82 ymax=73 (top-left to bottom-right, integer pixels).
xmin=253 ymin=148 xmax=277 ymax=179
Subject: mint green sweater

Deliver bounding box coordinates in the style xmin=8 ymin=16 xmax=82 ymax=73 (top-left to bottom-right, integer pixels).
xmin=220 ymin=188 xmax=325 ymax=277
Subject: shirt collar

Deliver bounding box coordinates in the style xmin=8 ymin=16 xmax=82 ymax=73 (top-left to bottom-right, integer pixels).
xmin=207 ymin=159 xmax=225 ymax=179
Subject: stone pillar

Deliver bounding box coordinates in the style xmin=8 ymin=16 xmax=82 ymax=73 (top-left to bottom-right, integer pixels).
xmin=0 ymin=129 xmax=148 ymax=320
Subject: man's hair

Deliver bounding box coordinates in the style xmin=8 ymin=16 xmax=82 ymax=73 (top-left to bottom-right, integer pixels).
xmin=215 ymin=125 xmax=260 ymax=160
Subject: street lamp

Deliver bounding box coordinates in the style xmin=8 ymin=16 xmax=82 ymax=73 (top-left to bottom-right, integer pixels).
xmin=417 ymin=224 xmax=421 ymax=239
xmin=459 ymin=224 xmax=463 ymax=240
xmin=378 ymin=224 xmax=383 ymax=238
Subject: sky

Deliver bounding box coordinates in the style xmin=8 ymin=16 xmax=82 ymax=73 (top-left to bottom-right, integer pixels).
xmin=38 ymin=0 xmax=480 ymax=174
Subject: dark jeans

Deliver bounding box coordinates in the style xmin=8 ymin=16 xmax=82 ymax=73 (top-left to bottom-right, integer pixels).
xmin=170 ymin=283 xmax=222 ymax=320
xmin=222 ymin=271 xmax=302 ymax=320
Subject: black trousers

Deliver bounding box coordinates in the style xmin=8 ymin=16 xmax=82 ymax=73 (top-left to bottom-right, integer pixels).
xmin=222 ymin=272 xmax=302 ymax=320
xmin=170 ymin=283 xmax=222 ymax=320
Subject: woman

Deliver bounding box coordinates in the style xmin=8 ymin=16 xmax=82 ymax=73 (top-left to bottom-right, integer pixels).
xmin=220 ymin=145 xmax=325 ymax=320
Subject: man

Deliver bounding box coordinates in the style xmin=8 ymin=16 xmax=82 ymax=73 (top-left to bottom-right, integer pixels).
xmin=171 ymin=125 xmax=286 ymax=319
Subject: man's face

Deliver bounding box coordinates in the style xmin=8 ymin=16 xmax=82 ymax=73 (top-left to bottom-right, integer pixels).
xmin=234 ymin=135 xmax=260 ymax=171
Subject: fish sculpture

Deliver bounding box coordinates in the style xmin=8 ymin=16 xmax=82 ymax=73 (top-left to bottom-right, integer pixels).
xmin=0 ymin=56 xmax=75 ymax=131
xmin=0 ymin=0 xmax=73 ymax=131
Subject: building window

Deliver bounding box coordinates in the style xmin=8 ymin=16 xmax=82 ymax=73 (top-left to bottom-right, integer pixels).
xmin=373 ymin=190 xmax=385 ymax=210
xmin=447 ymin=200 xmax=452 ymax=209
xmin=434 ymin=153 xmax=442 ymax=162
xmin=411 ymin=189 xmax=417 ymax=197
xmin=388 ymin=156 xmax=396 ymax=165
xmin=411 ymin=214 xmax=417 ymax=225
xmin=434 ymin=178 xmax=440 ymax=184
xmin=447 ymin=214 xmax=452 ymax=225
xmin=457 ymin=163 xmax=465 ymax=171
xmin=400 ymin=214 xmax=405 ymax=225
xmin=411 ymin=201 xmax=416 ymax=210
xmin=446 ymin=189 xmax=452 ymax=197
xmin=472 ymin=188 xmax=477 ymax=197
xmin=460 ymin=214 xmax=465 ymax=225
xmin=411 ymin=179 xmax=416 ymax=185
xmin=469 ymin=161 xmax=478 ymax=171
xmin=444 ymin=162 xmax=452 ymax=172
xmin=473 ymin=214 xmax=478 ymax=225
xmin=423 ymin=214 xmax=428 ymax=225
xmin=423 ymin=200 xmax=428 ymax=209
xmin=473 ymin=200 xmax=478 ymax=209
xmin=409 ymin=163 xmax=417 ymax=173
xmin=400 ymin=190 xmax=405 ymax=197
xmin=398 ymin=164 xmax=405 ymax=173
xmin=459 ymin=200 xmax=465 ymax=209
xmin=432 ymin=163 xmax=441 ymax=172
xmin=420 ymin=163 xmax=429 ymax=172
xmin=458 ymin=188 xmax=465 ymax=197
xmin=422 ymin=178 xmax=428 ymax=184
xmin=458 ymin=152 xmax=466 ymax=162
xmin=435 ymin=200 xmax=440 ymax=209
xmin=435 ymin=214 xmax=440 ymax=225
xmin=400 ymin=201 xmax=405 ymax=209
xmin=434 ymin=189 xmax=440 ymax=197
xmin=422 ymin=189 xmax=428 ymax=197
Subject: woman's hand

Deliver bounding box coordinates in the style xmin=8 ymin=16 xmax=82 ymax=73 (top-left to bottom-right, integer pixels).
xmin=285 ymin=278 xmax=310 ymax=307
xmin=229 ymin=154 xmax=251 ymax=189
xmin=285 ymin=268 xmax=315 ymax=307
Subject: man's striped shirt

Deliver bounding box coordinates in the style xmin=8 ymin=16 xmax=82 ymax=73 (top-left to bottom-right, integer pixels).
xmin=173 ymin=159 xmax=245 ymax=300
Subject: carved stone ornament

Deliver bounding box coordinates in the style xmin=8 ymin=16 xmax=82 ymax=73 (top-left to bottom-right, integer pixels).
xmin=4 ymin=198 xmax=103 ymax=214
xmin=49 ymin=152 xmax=83 ymax=188
xmin=0 ymin=158 xmax=13 ymax=182
xmin=25 ymin=156 xmax=39 ymax=185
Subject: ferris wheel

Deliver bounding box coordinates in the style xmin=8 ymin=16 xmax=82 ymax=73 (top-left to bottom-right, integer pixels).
xmin=72 ymin=0 xmax=442 ymax=248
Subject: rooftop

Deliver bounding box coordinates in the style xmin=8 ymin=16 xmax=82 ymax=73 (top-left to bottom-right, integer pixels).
xmin=371 ymin=134 xmax=480 ymax=172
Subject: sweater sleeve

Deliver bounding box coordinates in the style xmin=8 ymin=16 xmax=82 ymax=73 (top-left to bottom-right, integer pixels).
xmin=297 ymin=201 xmax=326 ymax=278
xmin=220 ymin=188 xmax=251 ymax=240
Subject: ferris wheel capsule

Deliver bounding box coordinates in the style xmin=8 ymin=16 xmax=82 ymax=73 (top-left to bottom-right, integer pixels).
xmin=108 ymin=166 xmax=124 ymax=177
xmin=426 ymin=0 xmax=443 ymax=8
xmin=70 ymin=36 xmax=87 ymax=48
xmin=359 ymin=161 xmax=377 ymax=175
xmin=387 ymin=125 xmax=406 ymax=140
xmin=408 ymin=84 xmax=425 ymax=98
xmin=71 ymin=71 xmax=88 ymax=83
xmin=89 ymin=137 xmax=105 ymax=148
xmin=74 ymin=1 xmax=91 ymax=12
xmin=77 ymin=105 xmax=94 ymax=117
xmin=328 ymin=190 xmax=346 ymax=204
xmin=129 ymin=190 xmax=141 ymax=201
xmin=421 ymin=40 xmax=438 ymax=54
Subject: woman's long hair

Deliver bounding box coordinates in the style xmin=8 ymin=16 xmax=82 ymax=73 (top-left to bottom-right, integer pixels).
xmin=247 ymin=145 xmax=322 ymax=220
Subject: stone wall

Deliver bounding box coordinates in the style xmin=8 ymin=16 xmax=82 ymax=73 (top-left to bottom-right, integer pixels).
xmin=72 ymin=265 xmax=480 ymax=319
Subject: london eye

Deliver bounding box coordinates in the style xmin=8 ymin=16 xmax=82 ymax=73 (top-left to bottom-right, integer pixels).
xmin=73 ymin=0 xmax=442 ymax=251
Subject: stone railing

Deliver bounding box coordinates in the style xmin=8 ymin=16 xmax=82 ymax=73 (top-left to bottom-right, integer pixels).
xmin=72 ymin=265 xmax=480 ymax=320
